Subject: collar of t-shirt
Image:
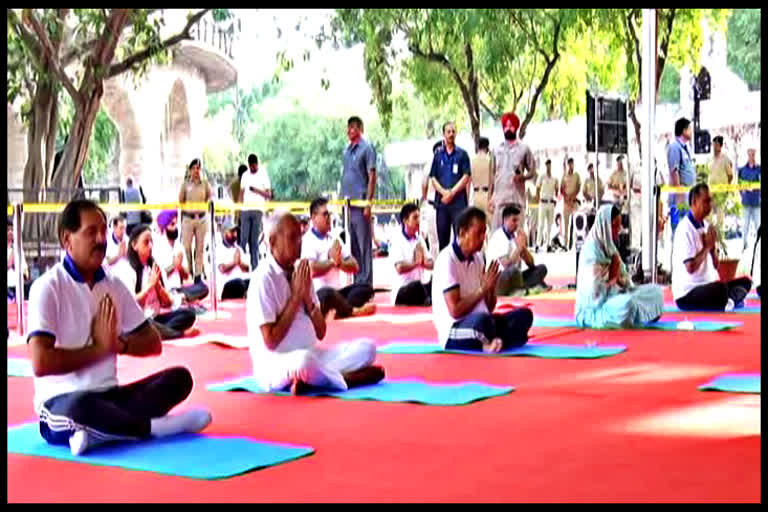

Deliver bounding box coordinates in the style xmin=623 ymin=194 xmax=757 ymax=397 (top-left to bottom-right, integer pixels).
xmin=452 ymin=239 xmax=469 ymax=263
xmin=222 ymin=237 xmax=235 ymax=249
xmin=63 ymin=252 xmax=107 ymax=284
xmin=311 ymin=227 xmax=327 ymax=240
xmin=112 ymin=232 xmax=120 ymax=246
xmin=502 ymin=225 xmax=514 ymax=240
xmin=686 ymin=210 xmax=704 ymax=230
xmin=402 ymin=226 xmax=417 ymax=241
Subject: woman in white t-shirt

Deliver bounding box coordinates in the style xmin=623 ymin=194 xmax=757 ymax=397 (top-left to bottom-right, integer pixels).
xmin=575 ymin=204 xmax=663 ymax=328
xmin=115 ymin=225 xmax=197 ymax=339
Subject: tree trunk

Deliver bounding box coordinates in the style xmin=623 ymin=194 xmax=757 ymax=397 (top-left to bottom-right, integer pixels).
xmin=628 ymin=100 xmax=642 ymax=160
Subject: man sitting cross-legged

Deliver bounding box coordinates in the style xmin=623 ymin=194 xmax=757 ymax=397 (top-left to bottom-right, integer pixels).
xmin=214 ymin=220 xmax=251 ymax=300
xmin=27 ymin=199 xmax=211 ymax=456
xmin=247 ymin=213 xmax=385 ymax=395
xmin=486 ymin=204 xmax=549 ymax=296
xmin=432 ymin=207 xmax=534 ymax=353
xmin=672 ymin=183 xmax=752 ymax=311
xmin=301 ymin=197 xmax=377 ymax=318
xmin=390 ymin=202 xmax=433 ymax=306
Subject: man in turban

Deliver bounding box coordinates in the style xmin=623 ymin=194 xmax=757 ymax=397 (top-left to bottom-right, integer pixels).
xmin=153 ymin=210 xmax=209 ymax=304
xmin=489 ymin=113 xmax=537 ymax=230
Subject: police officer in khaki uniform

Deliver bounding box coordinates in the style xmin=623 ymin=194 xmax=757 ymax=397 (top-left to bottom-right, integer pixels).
xmin=178 ymin=158 xmax=212 ymax=281
xmin=560 ymin=157 xmax=581 ymax=249
xmin=470 ymin=136 xmax=494 ymax=221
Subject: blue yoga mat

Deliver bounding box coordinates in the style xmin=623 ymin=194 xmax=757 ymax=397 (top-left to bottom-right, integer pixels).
xmin=8 ymin=358 xmax=34 ymax=377
xmin=662 ymin=304 xmax=761 ymax=314
xmin=7 ymin=422 xmax=314 ymax=480
xmin=207 ymin=377 xmax=513 ymax=406
xmin=377 ymin=341 xmax=626 ymax=359
xmin=698 ymin=373 xmax=761 ymax=394
xmin=532 ymin=316 xmax=742 ymax=331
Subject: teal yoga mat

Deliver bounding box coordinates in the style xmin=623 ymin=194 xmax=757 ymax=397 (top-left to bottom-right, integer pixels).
xmin=377 ymin=341 xmax=626 ymax=359
xmin=532 ymin=316 xmax=742 ymax=331
xmin=8 ymin=358 xmax=33 ymax=377
xmin=662 ymin=304 xmax=761 ymax=314
xmin=7 ymin=422 xmax=314 ymax=480
xmin=698 ymin=373 xmax=761 ymax=394
xmin=207 ymin=377 xmax=513 ymax=406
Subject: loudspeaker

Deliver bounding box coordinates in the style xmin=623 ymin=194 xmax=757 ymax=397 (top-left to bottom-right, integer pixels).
xmin=694 ymin=129 xmax=712 ymax=154
xmin=586 ymin=92 xmax=628 ymax=154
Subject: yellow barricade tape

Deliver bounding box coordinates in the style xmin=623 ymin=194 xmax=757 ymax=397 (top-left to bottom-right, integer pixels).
xmin=660 ymin=183 xmax=760 ymax=193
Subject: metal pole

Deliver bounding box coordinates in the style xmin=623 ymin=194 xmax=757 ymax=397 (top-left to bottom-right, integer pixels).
xmin=208 ymin=199 xmax=218 ymax=318
xmin=343 ymin=197 xmax=352 ymax=287
xmin=594 ymin=95 xmax=600 ymax=211
xmin=14 ymin=203 xmax=25 ymax=337
xmin=641 ymin=9 xmax=657 ymax=283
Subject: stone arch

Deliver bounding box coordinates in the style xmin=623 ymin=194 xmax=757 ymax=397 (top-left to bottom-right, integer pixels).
xmin=160 ymin=78 xmax=193 ymax=192
xmin=102 ymin=78 xmax=139 ymax=186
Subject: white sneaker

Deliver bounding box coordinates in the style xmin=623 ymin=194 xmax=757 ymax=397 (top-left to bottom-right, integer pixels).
xmin=69 ymin=429 xmax=90 ymax=456
xmin=725 ymin=298 xmax=735 ymax=312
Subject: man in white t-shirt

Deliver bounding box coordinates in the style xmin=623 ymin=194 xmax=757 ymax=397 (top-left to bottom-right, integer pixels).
xmin=672 ymin=183 xmax=751 ymax=311
xmin=26 ymin=199 xmax=211 ymax=456
xmin=390 ymin=203 xmax=433 ymax=306
xmin=301 ymin=197 xmax=377 ymax=319
xmin=104 ymin=216 xmax=127 ymax=270
xmin=486 ymin=204 xmax=549 ymax=296
xmin=153 ymin=210 xmax=208 ymax=304
xmin=536 ymin=159 xmax=558 ymax=252
xmin=432 ymin=207 xmax=533 ymax=352
xmin=239 ymin=153 xmax=272 ymax=270
xmin=215 ymin=220 xmax=250 ymax=300
xmin=247 ymin=213 xmax=385 ymax=395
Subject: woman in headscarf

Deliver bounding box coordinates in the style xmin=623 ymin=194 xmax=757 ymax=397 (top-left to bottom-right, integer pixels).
xmin=575 ymin=204 xmax=663 ymax=328
xmin=113 ymin=224 xmax=197 ymax=339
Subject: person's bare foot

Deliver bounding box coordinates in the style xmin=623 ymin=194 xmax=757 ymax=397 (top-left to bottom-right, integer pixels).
xmin=343 ymin=365 xmax=385 ymax=388
xmin=290 ymin=378 xmax=311 ymax=395
xmin=351 ymin=303 xmax=377 ymax=317
xmin=482 ymin=338 xmax=503 ymax=353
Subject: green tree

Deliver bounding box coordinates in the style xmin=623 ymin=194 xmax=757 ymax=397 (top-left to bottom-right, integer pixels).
xmin=593 ymin=9 xmax=729 ymax=156
xmin=8 ymin=8 xmax=231 ymax=240
xmin=328 ymin=9 xmax=592 ymax=148
xmin=726 ymin=9 xmax=760 ymax=91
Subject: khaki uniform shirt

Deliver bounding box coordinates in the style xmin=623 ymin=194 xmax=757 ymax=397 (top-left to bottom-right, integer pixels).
xmin=537 ymin=174 xmax=558 ymax=201
xmin=491 ymin=141 xmax=536 ymax=208
xmin=561 ymin=172 xmax=581 ymax=210
xmin=583 ymin=175 xmax=604 ymax=201
xmin=179 ymin=178 xmax=212 ymax=214
xmin=709 ymin=154 xmax=732 ymax=184
xmin=608 ymin=169 xmax=627 ymax=201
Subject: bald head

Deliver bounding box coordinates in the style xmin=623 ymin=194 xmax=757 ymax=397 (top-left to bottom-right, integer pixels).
xmin=269 ymin=213 xmax=302 ymax=269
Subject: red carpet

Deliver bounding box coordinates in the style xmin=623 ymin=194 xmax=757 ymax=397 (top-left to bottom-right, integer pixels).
xmin=6 ymin=290 xmax=761 ymax=502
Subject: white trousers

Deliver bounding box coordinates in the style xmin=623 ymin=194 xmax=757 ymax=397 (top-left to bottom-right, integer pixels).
xmin=253 ymin=340 xmax=377 ymax=392
xmin=537 ymin=203 xmax=555 ymax=248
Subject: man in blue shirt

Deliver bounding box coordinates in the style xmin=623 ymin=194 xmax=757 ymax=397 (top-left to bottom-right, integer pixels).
xmin=739 ymin=146 xmax=760 ymax=251
xmin=666 ymin=118 xmax=696 ymax=233
xmin=429 ymin=122 xmax=472 ymax=250
xmin=341 ymin=116 xmax=376 ymax=286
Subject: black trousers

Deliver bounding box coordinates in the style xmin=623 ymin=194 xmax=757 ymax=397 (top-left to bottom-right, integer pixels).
xmin=39 ymin=367 xmax=193 ymax=444
xmin=171 ymin=281 xmax=209 ymax=302
xmin=445 ymin=309 xmax=534 ymax=351
xmin=436 ymin=200 xmax=467 ymax=251
xmin=151 ymin=308 xmax=197 ymax=340
xmin=317 ymin=284 xmax=374 ymax=319
xmin=395 ymin=280 xmax=432 ymax=306
xmin=495 ymin=265 xmax=548 ymax=295
xmin=675 ymin=277 xmax=752 ymax=311
xmin=221 ymin=278 xmax=250 ymax=300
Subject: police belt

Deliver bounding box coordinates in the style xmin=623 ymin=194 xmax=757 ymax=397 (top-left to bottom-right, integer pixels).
xmin=540 ymin=198 xmax=556 ymax=204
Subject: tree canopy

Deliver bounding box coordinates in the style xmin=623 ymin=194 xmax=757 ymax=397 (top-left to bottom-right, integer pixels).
xmin=726 ymin=9 xmax=760 ymax=91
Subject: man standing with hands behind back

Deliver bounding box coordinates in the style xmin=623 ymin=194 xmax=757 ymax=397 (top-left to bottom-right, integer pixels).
xmin=240 ymin=154 xmax=272 ymax=271
xmin=430 ymin=121 xmax=472 ymax=250
xmin=341 ymin=116 xmax=376 ymax=286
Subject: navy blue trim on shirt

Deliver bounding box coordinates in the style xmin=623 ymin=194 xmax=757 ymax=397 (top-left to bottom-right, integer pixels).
xmin=63 ymin=253 xmax=106 ymax=284
xmin=686 ymin=211 xmax=704 ymax=230
xmin=311 ymin=227 xmax=327 ymax=240
xmin=402 ymin=226 xmax=417 ymax=241
xmin=112 ymin=233 xmax=120 ymax=246
xmin=443 ymin=283 xmax=460 ymax=293
xmin=222 ymin=237 xmax=235 ymax=248
xmin=26 ymin=329 xmax=56 ymax=344
xmin=502 ymin=226 xmax=513 ymax=240
xmin=452 ymin=239 xmax=467 ymax=262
